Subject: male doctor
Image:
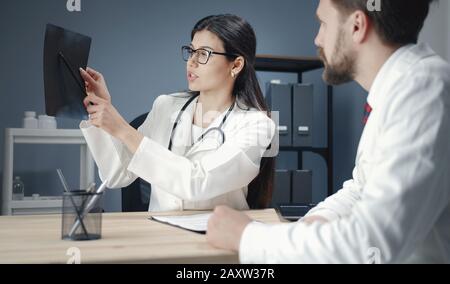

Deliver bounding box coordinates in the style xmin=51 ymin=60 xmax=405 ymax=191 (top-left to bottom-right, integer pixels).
xmin=207 ymin=0 xmax=450 ymax=263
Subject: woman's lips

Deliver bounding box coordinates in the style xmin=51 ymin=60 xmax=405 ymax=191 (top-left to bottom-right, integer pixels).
xmin=187 ymin=72 xmax=198 ymax=82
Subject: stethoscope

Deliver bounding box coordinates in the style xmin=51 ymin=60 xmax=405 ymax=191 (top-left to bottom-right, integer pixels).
xmin=168 ymin=93 xmax=235 ymax=151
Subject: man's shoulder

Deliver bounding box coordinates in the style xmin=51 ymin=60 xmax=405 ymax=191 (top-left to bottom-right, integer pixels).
xmin=379 ymin=44 xmax=450 ymax=123
xmin=398 ymin=43 xmax=450 ymax=82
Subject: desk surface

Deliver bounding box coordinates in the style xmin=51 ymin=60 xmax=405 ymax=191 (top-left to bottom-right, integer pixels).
xmin=0 ymin=210 xmax=281 ymax=264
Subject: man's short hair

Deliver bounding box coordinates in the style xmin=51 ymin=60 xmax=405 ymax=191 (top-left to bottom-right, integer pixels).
xmin=331 ymin=0 xmax=436 ymax=45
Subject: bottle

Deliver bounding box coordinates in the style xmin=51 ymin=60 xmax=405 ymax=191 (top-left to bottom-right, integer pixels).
xmin=23 ymin=111 xmax=38 ymax=129
xmin=12 ymin=176 xmax=25 ymax=200
xmin=38 ymin=115 xmax=57 ymax=129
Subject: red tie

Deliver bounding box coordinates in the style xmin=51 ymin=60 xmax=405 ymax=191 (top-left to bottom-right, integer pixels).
xmin=363 ymin=103 xmax=372 ymax=125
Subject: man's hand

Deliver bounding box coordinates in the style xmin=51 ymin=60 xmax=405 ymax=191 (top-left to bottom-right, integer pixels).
xmin=206 ymin=205 xmax=252 ymax=252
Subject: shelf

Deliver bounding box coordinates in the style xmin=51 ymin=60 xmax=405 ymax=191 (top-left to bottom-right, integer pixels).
xmin=11 ymin=199 xmax=62 ymax=209
xmin=10 ymin=198 xmax=63 ymax=216
xmin=2 ymin=128 xmax=95 ymax=215
xmin=254 ymin=54 xmax=334 ymax=197
xmin=255 ymin=55 xmax=324 ymax=73
xmin=5 ymin=128 xmax=85 ymax=144
xmin=280 ymin=146 xmax=328 ymax=158
xmin=280 ymin=146 xmax=327 ymax=151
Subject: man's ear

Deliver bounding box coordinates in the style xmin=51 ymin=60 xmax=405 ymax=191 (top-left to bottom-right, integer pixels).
xmin=350 ymin=10 xmax=370 ymax=44
xmin=231 ymin=56 xmax=245 ymax=76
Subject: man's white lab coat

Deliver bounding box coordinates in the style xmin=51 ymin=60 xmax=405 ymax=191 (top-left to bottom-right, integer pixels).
xmin=80 ymin=93 xmax=275 ymax=212
xmin=240 ymin=43 xmax=450 ymax=264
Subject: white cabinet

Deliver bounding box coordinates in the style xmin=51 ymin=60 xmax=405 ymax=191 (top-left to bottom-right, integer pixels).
xmin=2 ymin=128 xmax=95 ymax=215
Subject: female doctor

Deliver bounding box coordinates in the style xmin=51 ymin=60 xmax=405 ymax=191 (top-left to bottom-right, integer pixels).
xmin=79 ymin=14 xmax=276 ymax=212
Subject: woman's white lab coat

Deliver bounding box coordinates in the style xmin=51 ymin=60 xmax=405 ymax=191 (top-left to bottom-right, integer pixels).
xmin=80 ymin=92 xmax=275 ymax=212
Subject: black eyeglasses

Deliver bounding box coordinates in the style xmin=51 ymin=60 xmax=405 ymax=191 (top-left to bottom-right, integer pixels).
xmin=182 ymin=45 xmax=239 ymax=65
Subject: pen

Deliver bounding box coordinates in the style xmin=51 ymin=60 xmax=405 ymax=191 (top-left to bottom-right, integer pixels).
xmin=56 ymin=169 xmax=90 ymax=239
xmin=68 ymin=179 xmax=108 ymax=238
xmin=86 ymin=182 xmax=96 ymax=193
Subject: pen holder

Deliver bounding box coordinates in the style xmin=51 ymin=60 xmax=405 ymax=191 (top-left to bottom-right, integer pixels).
xmin=61 ymin=190 xmax=103 ymax=241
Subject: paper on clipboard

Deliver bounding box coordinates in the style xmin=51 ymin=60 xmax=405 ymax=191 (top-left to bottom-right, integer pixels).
xmin=150 ymin=213 xmax=212 ymax=234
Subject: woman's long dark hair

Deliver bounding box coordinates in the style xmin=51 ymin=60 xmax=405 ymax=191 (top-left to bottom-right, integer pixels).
xmin=191 ymin=14 xmax=275 ymax=209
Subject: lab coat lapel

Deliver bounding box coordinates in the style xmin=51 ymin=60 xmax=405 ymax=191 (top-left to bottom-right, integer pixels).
xmin=170 ymin=98 xmax=196 ymax=156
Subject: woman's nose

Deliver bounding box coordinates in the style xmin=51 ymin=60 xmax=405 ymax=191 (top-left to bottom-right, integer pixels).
xmin=188 ymin=56 xmax=198 ymax=68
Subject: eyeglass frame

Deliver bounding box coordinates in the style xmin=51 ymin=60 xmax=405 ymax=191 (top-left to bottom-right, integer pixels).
xmin=181 ymin=45 xmax=240 ymax=65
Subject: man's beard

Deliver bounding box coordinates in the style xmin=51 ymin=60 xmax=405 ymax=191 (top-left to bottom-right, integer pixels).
xmin=318 ymin=29 xmax=356 ymax=85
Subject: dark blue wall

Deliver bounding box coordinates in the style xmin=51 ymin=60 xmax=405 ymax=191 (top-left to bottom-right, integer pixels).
xmin=0 ymin=0 xmax=367 ymax=212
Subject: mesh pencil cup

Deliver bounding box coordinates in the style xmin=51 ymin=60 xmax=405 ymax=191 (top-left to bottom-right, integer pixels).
xmin=61 ymin=190 xmax=103 ymax=241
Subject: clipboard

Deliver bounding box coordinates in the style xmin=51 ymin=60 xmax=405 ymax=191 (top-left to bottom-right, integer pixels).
xmin=149 ymin=213 xmax=212 ymax=234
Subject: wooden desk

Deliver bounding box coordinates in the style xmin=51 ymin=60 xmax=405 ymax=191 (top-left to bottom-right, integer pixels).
xmin=0 ymin=209 xmax=281 ymax=264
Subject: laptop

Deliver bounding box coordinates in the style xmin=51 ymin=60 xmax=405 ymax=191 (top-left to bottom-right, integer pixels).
xmin=275 ymin=203 xmax=316 ymax=222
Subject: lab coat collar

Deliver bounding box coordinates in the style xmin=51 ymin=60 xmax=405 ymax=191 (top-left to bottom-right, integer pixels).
xmin=367 ymin=44 xmax=415 ymax=111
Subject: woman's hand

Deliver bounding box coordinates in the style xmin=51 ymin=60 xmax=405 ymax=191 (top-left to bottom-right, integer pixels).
xmin=81 ymin=68 xmax=144 ymax=153
xmin=80 ymin=66 xmax=126 ymax=137
xmin=80 ymin=67 xmax=111 ymax=102
xmin=84 ymin=94 xmax=129 ymax=138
